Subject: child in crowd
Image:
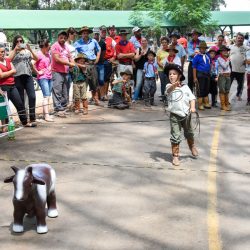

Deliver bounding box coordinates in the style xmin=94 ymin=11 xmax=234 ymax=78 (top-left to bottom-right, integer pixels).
xmin=217 ymin=45 xmax=231 ymax=111
xmin=0 ymin=90 xmax=9 ymax=133
xmin=108 ymin=68 xmax=132 ymax=110
xmin=143 ymin=50 xmax=158 ymax=106
xmin=208 ymin=47 xmax=218 ymax=107
xmin=164 ymin=64 xmax=198 ymax=166
xmin=246 ymin=48 xmax=250 ymax=106
xmin=72 ymin=54 xmax=88 ymax=115
xmin=192 ymin=41 xmax=211 ymax=110
xmin=163 ymin=45 xmax=181 ymax=67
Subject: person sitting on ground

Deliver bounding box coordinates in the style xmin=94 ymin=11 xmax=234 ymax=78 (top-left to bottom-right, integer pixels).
xmin=143 ymin=50 xmax=158 ymax=107
xmin=192 ymin=41 xmax=211 ymax=110
xmin=108 ymin=68 xmax=132 ymax=110
xmin=72 ymin=53 xmax=88 ymax=115
xmin=217 ymin=45 xmax=231 ymax=111
xmin=162 ymin=45 xmax=181 ymax=67
xmin=208 ymin=47 xmax=218 ymax=107
xmin=164 ymin=64 xmax=198 ymax=166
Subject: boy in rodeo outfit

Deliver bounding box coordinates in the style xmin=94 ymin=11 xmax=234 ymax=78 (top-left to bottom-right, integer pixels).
xmin=165 ymin=64 xmax=198 ymax=166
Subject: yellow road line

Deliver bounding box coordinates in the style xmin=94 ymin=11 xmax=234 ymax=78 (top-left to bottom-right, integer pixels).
xmin=207 ymin=116 xmax=223 ymax=250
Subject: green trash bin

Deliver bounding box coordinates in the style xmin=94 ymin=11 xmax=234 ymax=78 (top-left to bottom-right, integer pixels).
xmin=0 ymin=94 xmax=8 ymax=120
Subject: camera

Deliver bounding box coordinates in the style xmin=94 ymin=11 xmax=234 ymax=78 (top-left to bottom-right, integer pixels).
xmin=19 ymin=43 xmax=26 ymax=49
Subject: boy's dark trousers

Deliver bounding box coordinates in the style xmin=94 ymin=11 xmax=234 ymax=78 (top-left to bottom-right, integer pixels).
xmin=209 ymin=75 xmax=218 ymax=106
xmin=143 ymin=77 xmax=157 ymax=105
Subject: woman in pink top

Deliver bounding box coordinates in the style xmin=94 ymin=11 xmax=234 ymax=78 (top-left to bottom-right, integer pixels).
xmin=34 ymin=39 xmax=53 ymax=122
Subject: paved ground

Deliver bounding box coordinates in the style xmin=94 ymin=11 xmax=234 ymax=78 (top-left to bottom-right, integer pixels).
xmin=0 ymin=78 xmax=250 ymax=250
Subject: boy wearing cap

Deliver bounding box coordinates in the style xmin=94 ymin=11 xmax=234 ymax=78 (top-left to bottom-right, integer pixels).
xmin=72 ymin=53 xmax=88 ymax=115
xmin=192 ymin=41 xmax=211 ymax=110
xmin=208 ymin=47 xmax=218 ymax=107
xmin=217 ymin=45 xmax=231 ymax=111
xmin=51 ymin=30 xmax=75 ymax=114
xmin=165 ymin=64 xmax=198 ymax=166
xmin=143 ymin=50 xmax=158 ymax=106
xmin=108 ymin=68 xmax=132 ymax=109
xmin=162 ymin=45 xmax=181 ymax=67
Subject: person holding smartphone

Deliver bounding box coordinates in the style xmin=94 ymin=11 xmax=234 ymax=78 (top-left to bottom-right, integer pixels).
xmin=8 ymin=35 xmax=38 ymax=126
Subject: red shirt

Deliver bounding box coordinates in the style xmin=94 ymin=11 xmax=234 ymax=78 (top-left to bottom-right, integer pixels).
xmin=115 ymin=40 xmax=135 ymax=64
xmin=104 ymin=37 xmax=116 ymax=60
xmin=0 ymin=58 xmax=14 ymax=86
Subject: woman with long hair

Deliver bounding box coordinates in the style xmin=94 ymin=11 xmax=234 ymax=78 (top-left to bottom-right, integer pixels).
xmin=8 ymin=35 xmax=38 ymax=126
xmin=0 ymin=44 xmax=32 ymax=131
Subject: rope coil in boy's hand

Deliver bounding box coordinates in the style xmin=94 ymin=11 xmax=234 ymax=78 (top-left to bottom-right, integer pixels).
xmin=161 ymin=87 xmax=201 ymax=137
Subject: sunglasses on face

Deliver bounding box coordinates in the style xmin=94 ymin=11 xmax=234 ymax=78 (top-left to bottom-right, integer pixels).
xmin=17 ymin=39 xmax=24 ymax=43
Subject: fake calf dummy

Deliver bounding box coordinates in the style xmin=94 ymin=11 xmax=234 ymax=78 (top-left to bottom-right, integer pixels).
xmin=4 ymin=164 xmax=58 ymax=234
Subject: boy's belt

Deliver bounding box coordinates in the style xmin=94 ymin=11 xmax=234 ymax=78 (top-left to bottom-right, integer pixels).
xmin=119 ymin=62 xmax=132 ymax=65
xmin=220 ymin=73 xmax=230 ymax=77
xmin=145 ymin=77 xmax=155 ymax=80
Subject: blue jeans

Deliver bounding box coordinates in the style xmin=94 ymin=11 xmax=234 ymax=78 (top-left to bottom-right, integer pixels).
xmin=38 ymin=78 xmax=52 ymax=97
xmin=133 ymin=69 xmax=144 ymax=101
xmin=96 ymin=64 xmax=105 ymax=86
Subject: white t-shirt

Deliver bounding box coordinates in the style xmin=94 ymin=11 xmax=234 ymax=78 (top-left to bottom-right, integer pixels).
xmin=229 ymin=44 xmax=249 ymax=73
xmin=166 ymin=83 xmax=196 ymax=117
xmin=0 ymin=32 xmax=7 ymax=43
xmin=66 ymin=41 xmax=77 ymax=59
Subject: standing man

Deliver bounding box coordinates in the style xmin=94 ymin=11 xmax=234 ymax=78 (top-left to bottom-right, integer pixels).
xmin=108 ymin=25 xmax=120 ymax=44
xmin=93 ymin=27 xmax=106 ymax=101
xmin=230 ymin=32 xmax=250 ymax=101
xmin=115 ymin=29 xmax=135 ymax=75
xmin=170 ymin=32 xmax=186 ymax=70
xmin=100 ymin=25 xmax=116 ymax=101
xmin=74 ymin=26 xmax=101 ymax=105
xmin=130 ymin=26 xmax=143 ymax=49
xmin=187 ymin=29 xmax=202 ymax=92
xmin=51 ymin=30 xmax=75 ymax=114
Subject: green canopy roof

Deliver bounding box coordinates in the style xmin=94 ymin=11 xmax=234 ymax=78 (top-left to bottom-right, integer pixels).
xmin=0 ymin=10 xmax=250 ymax=30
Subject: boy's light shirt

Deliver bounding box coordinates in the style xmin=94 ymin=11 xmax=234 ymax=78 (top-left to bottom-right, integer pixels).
xmin=166 ymin=83 xmax=196 ymax=117
xmin=246 ymin=50 xmax=250 ymax=74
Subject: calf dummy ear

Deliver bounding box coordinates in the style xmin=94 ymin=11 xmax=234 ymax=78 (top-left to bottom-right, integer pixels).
xmin=11 ymin=166 xmax=19 ymax=173
xmin=4 ymin=175 xmax=15 ymax=183
xmin=33 ymin=177 xmax=45 ymax=185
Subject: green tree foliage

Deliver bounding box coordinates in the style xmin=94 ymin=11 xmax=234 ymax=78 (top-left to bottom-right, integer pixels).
xmin=130 ymin=0 xmax=224 ymax=36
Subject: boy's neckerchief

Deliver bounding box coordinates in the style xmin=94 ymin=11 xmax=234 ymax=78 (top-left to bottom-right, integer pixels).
xmin=220 ymin=54 xmax=229 ymax=61
xmin=119 ymin=40 xmax=128 ymax=46
xmin=193 ymin=40 xmax=198 ymax=50
xmin=168 ymin=55 xmax=175 ymax=63
xmin=146 ymin=60 xmax=157 ymax=73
